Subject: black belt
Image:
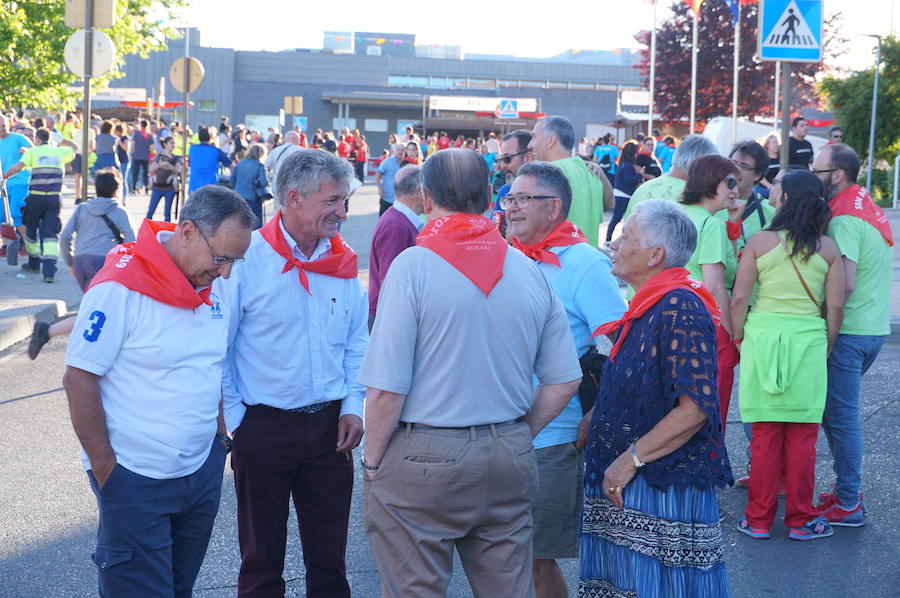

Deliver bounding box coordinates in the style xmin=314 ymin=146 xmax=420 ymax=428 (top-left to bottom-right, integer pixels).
xmin=246 ymin=400 xmax=339 ymax=415
xmin=399 ymin=416 xmax=525 ymax=432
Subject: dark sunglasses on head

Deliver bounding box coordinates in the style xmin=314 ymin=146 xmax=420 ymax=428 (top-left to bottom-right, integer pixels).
xmin=724 ymin=176 xmax=739 ymax=189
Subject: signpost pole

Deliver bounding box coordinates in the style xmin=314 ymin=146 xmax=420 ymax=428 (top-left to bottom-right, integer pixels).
xmin=779 ymin=62 xmax=791 ymax=171
xmin=80 ymin=0 xmax=94 ymax=205
xmin=731 ymin=10 xmax=741 ymax=145
xmin=774 ymin=61 xmax=780 ymax=129
xmin=177 ymin=27 xmax=190 ymax=220
xmin=648 ymin=0 xmax=657 ymax=137
xmin=689 ymin=10 xmax=699 ymax=134
xmin=865 ymin=35 xmax=882 ymax=189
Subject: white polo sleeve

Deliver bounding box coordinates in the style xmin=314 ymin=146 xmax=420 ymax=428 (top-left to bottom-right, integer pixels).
xmin=66 ymin=282 xmax=133 ymax=376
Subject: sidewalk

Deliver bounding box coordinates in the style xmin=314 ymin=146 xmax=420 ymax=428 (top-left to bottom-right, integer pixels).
xmin=0 ymin=180 xmax=157 ymax=351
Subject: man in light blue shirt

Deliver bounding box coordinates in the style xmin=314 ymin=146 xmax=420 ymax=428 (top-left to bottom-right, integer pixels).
xmin=217 ymin=149 xmax=366 ymax=596
xmin=506 ymin=161 xmax=626 ymax=598
xmin=0 ymin=115 xmax=33 ymax=250
xmin=374 ymin=143 xmax=405 ymax=216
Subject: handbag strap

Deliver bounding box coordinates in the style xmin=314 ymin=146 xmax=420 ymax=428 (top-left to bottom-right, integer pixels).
xmin=100 ymin=214 xmax=125 ymax=245
xmin=779 ymin=234 xmax=821 ymax=313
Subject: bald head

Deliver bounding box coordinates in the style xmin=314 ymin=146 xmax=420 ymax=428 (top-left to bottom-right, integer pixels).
xmin=44 ymin=115 xmax=55 ymax=129
xmin=284 ymin=131 xmax=301 ymax=146
xmin=394 ymin=165 xmax=424 ymax=213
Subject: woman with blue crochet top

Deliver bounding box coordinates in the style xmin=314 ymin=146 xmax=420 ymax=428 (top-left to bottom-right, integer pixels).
xmin=580 ymin=199 xmax=734 ymax=598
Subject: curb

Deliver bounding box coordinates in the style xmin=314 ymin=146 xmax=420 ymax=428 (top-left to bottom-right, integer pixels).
xmin=0 ymin=301 xmax=68 ymax=353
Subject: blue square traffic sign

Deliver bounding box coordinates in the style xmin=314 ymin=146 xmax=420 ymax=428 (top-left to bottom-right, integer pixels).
xmin=758 ymin=0 xmax=823 ymax=62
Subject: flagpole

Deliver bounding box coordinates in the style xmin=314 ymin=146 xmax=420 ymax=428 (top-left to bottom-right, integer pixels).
xmin=648 ymin=0 xmax=658 ymax=137
xmin=690 ymin=9 xmax=699 ymax=134
xmin=731 ymin=6 xmax=740 ymax=145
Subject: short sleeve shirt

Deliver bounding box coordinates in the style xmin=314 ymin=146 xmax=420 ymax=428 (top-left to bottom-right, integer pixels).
xmin=624 ymin=176 xmax=685 ymax=220
xmin=376 ymin=156 xmax=401 ymax=203
xmin=358 ymin=246 xmax=582 ymax=427
xmin=20 ymin=145 xmax=75 ymax=195
xmin=0 ymin=133 xmax=32 ymax=186
xmin=683 ymin=204 xmax=731 ymax=286
xmin=66 ymin=279 xmax=229 ymax=479
xmin=130 ymin=130 xmax=153 ymax=160
xmin=828 ymin=215 xmax=892 ymax=335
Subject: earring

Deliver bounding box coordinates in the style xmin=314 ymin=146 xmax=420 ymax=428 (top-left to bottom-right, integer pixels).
xmin=647 ymin=263 xmax=653 ymax=270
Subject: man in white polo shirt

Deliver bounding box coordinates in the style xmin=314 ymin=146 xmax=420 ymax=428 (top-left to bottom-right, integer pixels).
xmin=218 ymin=149 xmax=367 ymax=597
xmin=63 ymin=186 xmax=255 ymax=597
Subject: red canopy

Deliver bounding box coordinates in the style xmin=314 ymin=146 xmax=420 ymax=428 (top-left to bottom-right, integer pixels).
xmin=120 ymin=100 xmax=192 ymax=109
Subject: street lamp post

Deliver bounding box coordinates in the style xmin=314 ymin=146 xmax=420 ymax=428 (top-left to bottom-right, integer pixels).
xmin=864 ymin=34 xmax=882 ymax=189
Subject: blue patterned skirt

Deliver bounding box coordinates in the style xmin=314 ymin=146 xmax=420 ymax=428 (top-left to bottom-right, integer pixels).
xmin=578 ymin=475 xmax=731 ymax=598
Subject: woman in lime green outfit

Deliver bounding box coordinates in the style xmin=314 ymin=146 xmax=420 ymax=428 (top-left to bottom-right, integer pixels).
xmin=678 ymin=154 xmax=740 ymax=428
xmin=731 ymin=170 xmax=845 ymax=541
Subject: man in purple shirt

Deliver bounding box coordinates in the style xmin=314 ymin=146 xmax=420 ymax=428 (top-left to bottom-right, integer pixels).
xmin=367 ymin=165 xmax=423 ymax=330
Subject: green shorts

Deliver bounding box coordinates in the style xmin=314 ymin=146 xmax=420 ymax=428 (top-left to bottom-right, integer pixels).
xmin=533 ymin=442 xmax=583 ymax=559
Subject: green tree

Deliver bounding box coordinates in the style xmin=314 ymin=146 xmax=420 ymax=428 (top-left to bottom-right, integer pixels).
xmin=0 ymin=0 xmax=185 ymax=110
xmin=820 ymin=35 xmax=900 ymax=198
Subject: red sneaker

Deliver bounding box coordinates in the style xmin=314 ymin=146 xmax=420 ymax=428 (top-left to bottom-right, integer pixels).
xmin=818 ymin=502 xmax=865 ymax=527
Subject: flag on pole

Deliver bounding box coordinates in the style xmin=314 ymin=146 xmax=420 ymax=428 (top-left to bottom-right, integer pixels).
xmin=721 ymin=0 xmax=758 ymax=24
xmin=684 ymin=0 xmax=704 ymax=14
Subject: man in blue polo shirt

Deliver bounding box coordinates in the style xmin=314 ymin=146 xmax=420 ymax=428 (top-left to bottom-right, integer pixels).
xmin=505 ymin=161 xmax=626 ymax=598
xmin=0 ymin=115 xmax=32 ymax=256
xmin=188 ymin=126 xmax=231 ymax=192
xmin=374 ymin=143 xmax=404 ymax=216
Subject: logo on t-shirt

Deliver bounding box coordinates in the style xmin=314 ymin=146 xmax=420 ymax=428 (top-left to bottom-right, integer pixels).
xmin=208 ymin=293 xmax=223 ymax=319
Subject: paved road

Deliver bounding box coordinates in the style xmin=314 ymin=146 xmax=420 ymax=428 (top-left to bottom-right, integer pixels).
xmin=0 ymin=184 xmax=898 ymax=597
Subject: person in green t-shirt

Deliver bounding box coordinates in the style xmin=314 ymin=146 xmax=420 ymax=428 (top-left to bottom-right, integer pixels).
xmin=528 ymin=116 xmax=603 ymax=247
xmin=624 ymin=134 xmax=718 ymax=221
xmin=811 ymin=143 xmax=893 ymax=525
xmin=717 ymin=140 xmax=777 ymax=254
xmin=679 ymin=154 xmax=741 ymax=429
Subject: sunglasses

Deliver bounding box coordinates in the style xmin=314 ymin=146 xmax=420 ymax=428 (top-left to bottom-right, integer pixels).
xmin=724 ymin=176 xmax=739 ymax=190
xmin=498 ymin=150 xmax=529 ymax=165
xmin=830 ymin=134 xmax=843 ymax=139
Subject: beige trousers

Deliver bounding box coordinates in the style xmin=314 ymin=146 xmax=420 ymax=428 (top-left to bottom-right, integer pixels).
xmin=363 ymin=421 xmax=538 ymax=598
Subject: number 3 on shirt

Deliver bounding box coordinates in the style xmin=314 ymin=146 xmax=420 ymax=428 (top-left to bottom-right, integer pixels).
xmin=83 ymin=310 xmax=107 ymax=343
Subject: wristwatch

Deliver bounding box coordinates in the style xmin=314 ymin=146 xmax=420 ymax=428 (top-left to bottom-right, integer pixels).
xmin=360 ymin=456 xmax=380 ymax=471
xmin=216 ymin=433 xmax=233 ymax=454
xmin=629 ymin=443 xmax=646 ymax=469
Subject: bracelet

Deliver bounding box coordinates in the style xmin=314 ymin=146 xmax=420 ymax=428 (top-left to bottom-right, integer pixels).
xmin=629 ymin=443 xmax=646 ymax=469
xmin=215 ymin=433 xmax=233 ymax=454
xmin=360 ymin=456 xmax=380 ymax=471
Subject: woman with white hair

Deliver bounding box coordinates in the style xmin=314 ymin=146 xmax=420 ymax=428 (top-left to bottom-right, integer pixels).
xmin=580 ymin=199 xmax=733 ymax=597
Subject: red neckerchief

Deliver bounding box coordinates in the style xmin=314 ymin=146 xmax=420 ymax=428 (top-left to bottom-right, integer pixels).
xmin=89 ymin=220 xmax=212 ymax=308
xmin=402 ymin=157 xmax=419 ymax=166
xmin=416 ymin=213 xmax=507 ymax=295
xmin=592 ymin=267 xmax=720 ymax=361
xmin=259 ymin=210 xmax=358 ymax=294
xmin=828 ymin=184 xmax=893 ymax=247
xmin=511 ymin=220 xmax=588 ymax=267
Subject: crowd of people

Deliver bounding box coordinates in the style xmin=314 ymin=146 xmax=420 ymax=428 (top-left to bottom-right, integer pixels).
xmin=2 ymin=102 xmax=893 ymax=598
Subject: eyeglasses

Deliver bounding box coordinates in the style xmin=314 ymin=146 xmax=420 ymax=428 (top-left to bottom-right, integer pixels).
xmin=830 ymin=134 xmax=843 ymax=139
xmin=724 ymin=177 xmax=739 ymax=190
xmin=811 ymin=168 xmax=839 ymax=175
xmin=733 ymin=160 xmax=756 ymax=172
xmin=499 ymin=193 xmax=557 ymax=209
xmin=498 ymin=150 xmax=529 ymax=165
xmin=195 ymin=224 xmax=245 ymax=265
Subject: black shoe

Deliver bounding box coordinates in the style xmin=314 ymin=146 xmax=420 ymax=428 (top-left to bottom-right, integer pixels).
xmin=43 ymin=275 xmax=54 ymax=283
xmin=28 ymin=321 xmax=50 ymax=360
xmin=20 ymin=264 xmax=40 ymax=275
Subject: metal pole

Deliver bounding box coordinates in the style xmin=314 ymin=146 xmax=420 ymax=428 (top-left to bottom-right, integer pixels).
xmin=731 ymin=11 xmax=740 ymax=145
xmin=690 ymin=11 xmax=699 ymax=134
xmin=80 ymin=0 xmax=94 ymax=205
xmin=177 ymin=28 xmax=189 ymax=220
xmin=779 ymin=62 xmax=792 ymax=171
xmin=648 ymin=0 xmax=657 ymax=137
xmin=893 ymin=153 xmax=899 ymax=209
xmin=865 ymin=36 xmax=882 ymax=188
xmin=774 ymin=61 xmax=780 ymax=128
xmin=421 ymin=95 xmax=427 ymax=140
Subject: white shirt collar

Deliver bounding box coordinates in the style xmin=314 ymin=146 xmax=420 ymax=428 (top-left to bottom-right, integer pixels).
xmin=279 ymin=218 xmax=331 ymax=261
xmin=391 ymin=200 xmax=424 ymax=232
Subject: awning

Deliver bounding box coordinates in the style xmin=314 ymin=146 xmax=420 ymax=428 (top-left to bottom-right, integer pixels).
xmin=120 ymin=101 xmax=191 ymax=109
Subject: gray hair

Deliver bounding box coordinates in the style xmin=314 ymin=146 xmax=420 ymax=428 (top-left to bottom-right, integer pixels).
xmin=516 ymin=161 xmax=573 ymax=218
xmin=394 ymin=165 xmax=422 ymax=197
xmin=247 ymin=143 xmax=266 ymax=161
xmin=631 ymin=200 xmax=697 ymax=268
xmin=180 ymin=185 xmax=257 ymax=232
xmin=276 ymin=149 xmax=354 ymax=205
xmin=671 ymin=134 xmax=719 ymax=173
xmin=538 ymin=115 xmax=576 ymax=152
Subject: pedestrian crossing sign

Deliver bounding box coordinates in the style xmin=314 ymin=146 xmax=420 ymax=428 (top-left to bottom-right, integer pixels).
xmin=758 ymin=0 xmax=823 ymax=62
xmin=496 ymin=99 xmax=519 ymax=119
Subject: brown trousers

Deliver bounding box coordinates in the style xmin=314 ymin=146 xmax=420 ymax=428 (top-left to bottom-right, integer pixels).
xmin=363 ymin=420 xmax=538 ymax=598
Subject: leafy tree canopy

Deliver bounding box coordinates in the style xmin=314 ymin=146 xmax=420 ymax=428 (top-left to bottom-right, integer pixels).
xmin=0 ymin=0 xmax=185 ymax=110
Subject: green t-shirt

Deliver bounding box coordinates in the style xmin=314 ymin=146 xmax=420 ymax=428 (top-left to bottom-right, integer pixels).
xmin=554 ymin=156 xmax=603 ymax=248
xmin=683 ymin=204 xmax=733 ymax=286
xmin=714 ymin=194 xmax=777 ymax=252
xmin=827 ymin=215 xmax=892 ymax=335
xmin=623 ymin=175 xmax=685 ymax=220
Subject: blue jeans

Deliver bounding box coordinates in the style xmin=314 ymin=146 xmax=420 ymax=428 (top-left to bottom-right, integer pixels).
xmin=87 ymin=440 xmax=226 ymax=598
xmin=147 ymin=188 xmax=176 ymax=222
xmin=822 ymin=333 xmax=885 ymax=507
xmin=118 ymin=162 xmax=129 ymax=204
